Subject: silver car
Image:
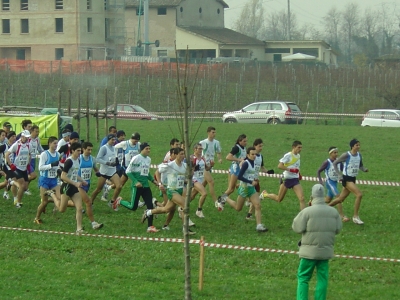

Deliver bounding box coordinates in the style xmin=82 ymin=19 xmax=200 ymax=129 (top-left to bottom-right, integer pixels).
xmin=222 ymin=101 xmax=303 ymax=124
xmin=361 ymin=109 xmax=400 ymax=127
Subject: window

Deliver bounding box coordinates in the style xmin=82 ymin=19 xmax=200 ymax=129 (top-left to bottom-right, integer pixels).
xmin=16 ymin=49 xmax=26 ymax=60
xmin=21 ymin=19 xmax=29 ymax=33
xmin=217 ymin=8 xmax=220 ymax=14
xmin=21 ymin=0 xmax=28 ymax=10
xmin=199 ymin=7 xmax=202 ymax=13
xmin=104 ymin=0 xmax=108 ymax=10
xmin=87 ymin=0 xmax=92 ymax=10
xmin=55 ymin=0 xmax=63 ymax=9
xmin=55 ymin=48 xmax=64 ymax=60
xmin=157 ymin=7 xmax=166 ymax=15
xmin=136 ymin=7 xmax=144 ymax=15
xmin=273 ymin=54 xmax=282 ymax=62
xmin=157 ymin=50 xmax=167 ymax=57
xmin=2 ymin=19 xmax=10 ymax=33
xmin=293 ymin=48 xmax=319 ymax=57
xmin=2 ymin=0 xmax=10 ymax=11
xmin=105 ymin=18 xmax=109 ymax=39
xmin=55 ymin=18 xmax=63 ymax=33
xmin=257 ymin=103 xmax=270 ymax=111
xmin=87 ymin=17 xmax=92 ymax=33
xmin=265 ymin=48 xmax=290 ymax=54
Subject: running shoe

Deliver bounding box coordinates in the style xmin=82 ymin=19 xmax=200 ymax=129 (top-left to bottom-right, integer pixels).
xmin=138 ymin=201 xmax=145 ymax=208
xmin=152 ymin=197 xmax=158 ymax=208
xmin=195 ymin=210 xmax=205 ymax=218
xmin=245 ymin=214 xmax=253 ymax=221
xmin=3 ymin=191 xmax=9 ymax=200
xmin=141 ymin=210 xmax=149 ymax=223
xmin=162 ymin=225 xmax=170 ymax=230
xmin=76 ymin=229 xmax=85 ymax=234
xmin=256 ymin=224 xmax=268 ymax=232
xmin=45 ymin=190 xmax=55 ymax=197
xmin=245 ymin=200 xmax=251 ymax=207
xmin=188 ymin=229 xmax=196 ymax=235
xmin=112 ymin=197 xmax=121 ymax=211
xmin=6 ymin=179 xmax=12 ymax=191
xmin=15 ymin=203 xmax=22 ymax=208
xmin=101 ymin=185 xmax=109 ymax=201
xmin=92 ymin=222 xmax=104 ymax=230
xmin=34 ymin=218 xmax=43 ymax=224
xmin=24 ymin=189 xmax=32 ymax=196
xmin=147 ymin=226 xmax=159 ymax=233
xmin=259 ymin=190 xmax=268 ymax=200
xmin=188 ymin=218 xmax=195 ymax=227
xmin=352 ymin=216 xmax=364 ymax=225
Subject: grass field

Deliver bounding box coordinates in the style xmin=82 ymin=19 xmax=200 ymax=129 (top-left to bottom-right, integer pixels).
xmin=1 ymin=120 xmax=400 ymax=299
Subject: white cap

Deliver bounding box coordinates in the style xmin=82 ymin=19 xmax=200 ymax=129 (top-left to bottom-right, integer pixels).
xmin=21 ymin=130 xmax=31 ymax=138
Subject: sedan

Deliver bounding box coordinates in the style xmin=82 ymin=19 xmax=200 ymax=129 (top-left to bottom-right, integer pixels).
xmin=103 ymin=104 xmax=164 ymax=120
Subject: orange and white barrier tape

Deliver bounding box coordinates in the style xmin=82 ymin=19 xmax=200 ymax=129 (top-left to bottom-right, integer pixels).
xmin=1 ymin=226 xmax=399 ymax=263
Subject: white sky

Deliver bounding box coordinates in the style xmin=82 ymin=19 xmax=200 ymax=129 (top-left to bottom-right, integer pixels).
xmin=224 ymin=0 xmax=396 ymax=29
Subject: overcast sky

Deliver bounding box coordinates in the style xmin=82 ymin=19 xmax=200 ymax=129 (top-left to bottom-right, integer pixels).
xmin=224 ymin=0 xmax=395 ymax=29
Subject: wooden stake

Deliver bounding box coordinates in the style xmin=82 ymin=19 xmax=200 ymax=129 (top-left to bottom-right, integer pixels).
xmin=198 ymin=236 xmax=205 ymax=291
xmin=86 ymin=89 xmax=90 ymax=142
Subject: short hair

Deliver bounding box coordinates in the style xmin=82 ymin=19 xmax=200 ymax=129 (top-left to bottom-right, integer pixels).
xmin=70 ymin=142 xmax=82 ymax=152
xmin=247 ymin=146 xmax=256 ymax=154
xmin=292 ymin=140 xmax=302 ymax=147
xmin=82 ymin=142 xmax=93 ymax=149
xmin=328 ymin=146 xmax=337 ymax=153
xmin=7 ymin=131 xmax=16 ymax=139
xmin=0 ymin=129 xmax=5 ymax=136
xmin=48 ymin=136 xmax=58 ymax=145
xmin=175 ymin=147 xmax=184 ymax=154
xmin=194 ymin=143 xmax=202 ymax=150
xmin=171 ymin=147 xmax=181 ymax=155
xmin=170 ymin=138 xmax=179 ymax=146
xmin=31 ymin=125 xmax=39 ymax=132
xmin=253 ymin=138 xmax=263 ymax=146
xmin=207 ymin=126 xmax=216 ymax=132
xmin=21 ymin=119 xmax=32 ymax=128
xmin=108 ymin=126 xmax=117 ymax=132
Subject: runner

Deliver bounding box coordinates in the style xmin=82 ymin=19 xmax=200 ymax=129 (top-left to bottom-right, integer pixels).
xmin=24 ymin=125 xmax=44 ymax=195
xmin=60 ymin=142 xmax=88 ymax=233
xmin=0 ymin=130 xmax=9 ymax=195
xmin=316 ymin=146 xmax=349 ymax=222
xmin=142 ymin=147 xmax=196 ymax=235
xmin=34 ymin=136 xmax=61 ymax=224
xmin=5 ymin=130 xmax=34 ymax=208
xmin=219 ymin=134 xmax=247 ymax=200
xmin=263 ymin=140 xmax=306 ymax=211
xmin=90 ymin=134 xmax=122 ymax=208
xmin=198 ymin=126 xmax=222 ymax=207
xmin=114 ymin=142 xmax=160 ymax=233
xmin=78 ymin=142 xmax=103 ymax=230
xmin=15 ymin=119 xmax=32 ymax=140
xmin=3 ymin=131 xmax=18 ymax=200
xmin=100 ymin=126 xmax=117 ymax=146
xmin=217 ymin=147 xmax=268 ymax=232
xmin=329 ymin=139 xmax=368 ymax=225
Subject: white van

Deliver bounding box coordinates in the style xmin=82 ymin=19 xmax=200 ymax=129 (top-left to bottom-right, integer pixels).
xmin=361 ymin=109 xmax=400 ymax=127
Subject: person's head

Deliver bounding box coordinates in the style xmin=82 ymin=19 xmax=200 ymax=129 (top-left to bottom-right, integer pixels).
xmin=64 ymin=124 xmax=74 ymax=133
xmin=108 ymin=126 xmax=117 ymax=134
xmin=349 ymin=138 xmax=360 ymax=151
xmin=246 ymin=146 xmax=257 ymax=160
xmin=7 ymin=131 xmax=16 ymax=144
xmin=169 ymin=148 xmax=178 ymax=160
xmin=117 ymin=130 xmax=126 ymax=141
xmin=236 ymin=134 xmax=247 ymax=147
xmin=311 ymin=183 xmax=325 ymax=203
xmin=193 ymin=143 xmax=203 ymax=155
xmin=328 ymin=146 xmax=338 ymax=160
xmin=131 ymin=132 xmax=140 ymax=144
xmin=61 ymin=129 xmax=71 ymax=141
xmin=70 ymin=142 xmax=82 ymax=157
xmin=48 ymin=136 xmax=58 ymax=151
xmin=207 ymin=126 xmax=216 ymax=139
xmin=82 ymin=141 xmax=93 ymax=156
xmin=253 ymin=138 xmax=263 ymax=153
xmin=175 ymin=147 xmax=185 ymax=162
xmin=20 ymin=130 xmax=30 ymax=144
xmin=0 ymin=129 xmax=6 ymax=142
xmin=140 ymin=142 xmax=150 ymax=156
xmin=21 ymin=119 xmax=32 ymax=131
xmin=169 ymin=138 xmax=180 ymax=148
xmin=107 ymin=134 xmax=116 ymax=145
xmin=2 ymin=122 xmax=12 ymax=133
xmin=292 ymin=140 xmax=302 ymax=154
xmin=30 ymin=125 xmax=39 ymax=138
xmin=70 ymin=132 xmax=80 ymax=144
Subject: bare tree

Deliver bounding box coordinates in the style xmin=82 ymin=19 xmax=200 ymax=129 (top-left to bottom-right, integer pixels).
xmin=341 ymin=3 xmax=360 ymax=63
xmin=265 ymin=9 xmax=298 ymax=41
xmin=376 ymin=3 xmax=399 ymax=55
xmin=322 ymin=7 xmax=342 ymax=52
xmin=233 ymin=0 xmax=265 ymax=39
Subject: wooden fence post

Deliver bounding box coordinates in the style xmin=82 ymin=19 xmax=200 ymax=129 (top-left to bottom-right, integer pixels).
xmin=104 ymin=88 xmax=108 ymax=136
xmin=86 ymin=89 xmax=90 ymax=142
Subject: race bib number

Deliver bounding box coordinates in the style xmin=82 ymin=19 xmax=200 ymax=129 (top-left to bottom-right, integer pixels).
xmin=48 ymin=168 xmax=57 ymax=178
xmin=177 ymin=175 xmax=185 ymax=188
xmin=194 ymin=171 xmax=204 ymax=178
xmin=140 ymin=165 xmax=149 ymax=176
xmin=71 ymin=169 xmax=78 ymax=182
xmin=248 ymin=174 xmax=255 ymax=181
xmin=19 ymin=156 xmax=28 ymax=166
xmin=254 ymin=166 xmax=260 ymax=172
xmin=81 ymin=168 xmax=92 ymax=180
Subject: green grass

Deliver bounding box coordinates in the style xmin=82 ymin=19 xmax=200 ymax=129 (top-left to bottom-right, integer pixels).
xmin=1 ymin=120 xmax=400 ymax=299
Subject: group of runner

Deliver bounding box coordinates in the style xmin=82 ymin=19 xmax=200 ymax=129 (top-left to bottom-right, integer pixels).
xmin=0 ymin=120 xmax=368 ymax=234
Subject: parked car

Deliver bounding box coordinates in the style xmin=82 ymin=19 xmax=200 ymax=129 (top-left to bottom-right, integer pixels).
xmin=222 ymin=101 xmax=303 ymax=124
xmin=103 ymin=104 xmax=164 ymax=120
xmin=361 ymin=109 xmax=400 ymax=127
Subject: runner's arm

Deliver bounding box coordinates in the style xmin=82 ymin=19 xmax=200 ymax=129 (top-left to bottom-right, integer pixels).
xmin=333 ymin=153 xmax=349 ymax=175
xmin=237 ymin=162 xmax=252 ymax=184
xmin=317 ymin=161 xmax=328 ymax=185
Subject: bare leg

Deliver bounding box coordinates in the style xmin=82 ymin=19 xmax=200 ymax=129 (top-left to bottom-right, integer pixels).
xmin=71 ymin=193 xmax=83 ymax=231
xmin=266 ymin=183 xmax=288 ymax=203
xmin=292 ymin=184 xmax=306 ymax=210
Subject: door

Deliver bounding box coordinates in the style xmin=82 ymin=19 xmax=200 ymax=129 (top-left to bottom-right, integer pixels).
xmin=253 ymin=103 xmax=271 ymax=123
xmin=238 ymin=103 xmax=259 ymax=123
xmin=382 ymin=111 xmax=400 ymax=127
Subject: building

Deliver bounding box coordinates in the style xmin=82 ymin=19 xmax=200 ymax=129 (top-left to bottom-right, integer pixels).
xmin=0 ymin=0 xmax=124 ymax=61
xmin=264 ymin=40 xmax=338 ymax=67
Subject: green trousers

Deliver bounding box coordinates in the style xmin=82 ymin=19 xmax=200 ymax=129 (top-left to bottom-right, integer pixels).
xmin=297 ymin=258 xmax=329 ymax=300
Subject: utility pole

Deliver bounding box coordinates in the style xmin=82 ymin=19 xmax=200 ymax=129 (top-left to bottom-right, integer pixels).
xmin=287 ymin=0 xmax=291 ymax=40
